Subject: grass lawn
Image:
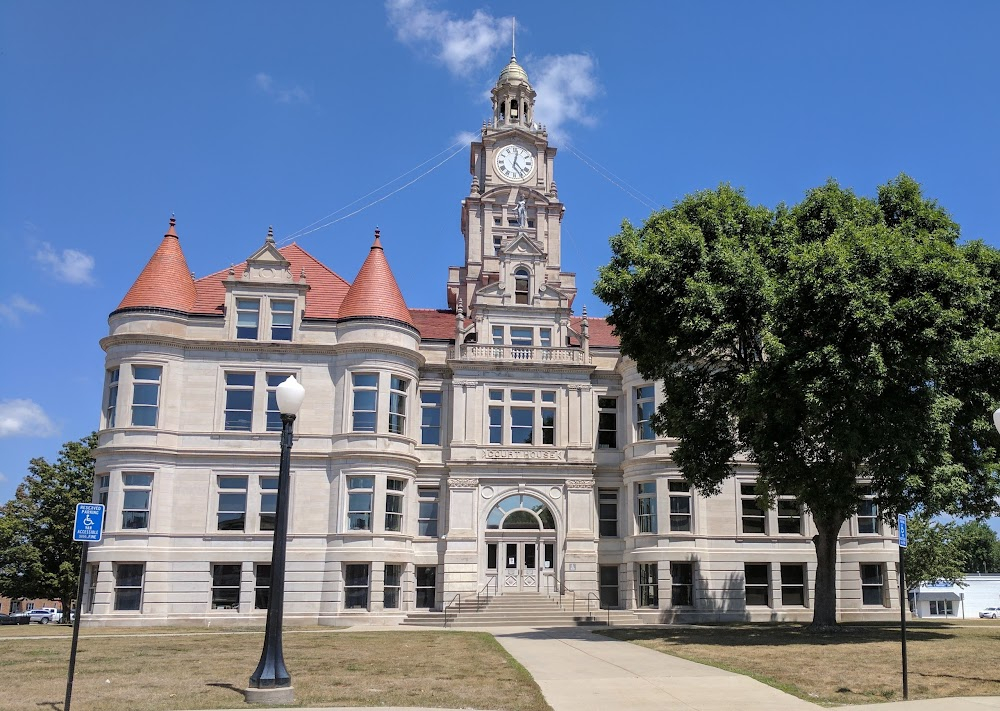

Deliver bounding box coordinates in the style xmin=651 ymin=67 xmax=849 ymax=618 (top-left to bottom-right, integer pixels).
xmin=601 ymin=620 xmax=1000 ymax=705
xmin=0 ymin=625 xmax=550 ymax=711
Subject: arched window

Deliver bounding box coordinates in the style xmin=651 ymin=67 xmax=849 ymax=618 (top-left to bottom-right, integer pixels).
xmin=509 ymin=98 xmax=519 ymax=121
xmin=514 ymin=268 xmax=530 ymax=305
xmin=486 ymin=494 xmax=556 ymax=530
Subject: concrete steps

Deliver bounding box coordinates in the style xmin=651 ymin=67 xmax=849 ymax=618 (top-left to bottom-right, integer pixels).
xmin=400 ymin=592 xmax=642 ymax=628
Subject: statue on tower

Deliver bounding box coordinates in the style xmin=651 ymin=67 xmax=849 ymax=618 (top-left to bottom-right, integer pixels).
xmin=516 ymin=194 xmax=527 ymax=228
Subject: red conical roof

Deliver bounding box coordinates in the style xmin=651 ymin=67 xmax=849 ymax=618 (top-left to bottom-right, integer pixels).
xmin=338 ymin=229 xmax=415 ymax=328
xmin=117 ymin=217 xmax=197 ymax=312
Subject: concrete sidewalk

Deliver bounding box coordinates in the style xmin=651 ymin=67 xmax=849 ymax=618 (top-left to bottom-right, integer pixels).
xmin=493 ymin=625 xmax=815 ymax=710
xmin=491 ymin=626 xmax=1000 ymax=711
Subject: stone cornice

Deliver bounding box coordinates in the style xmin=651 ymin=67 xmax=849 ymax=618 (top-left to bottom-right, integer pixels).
xmin=100 ymin=333 xmax=425 ymax=365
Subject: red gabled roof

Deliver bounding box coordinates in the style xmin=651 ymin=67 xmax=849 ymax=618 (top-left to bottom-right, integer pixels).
xmin=338 ymin=230 xmax=415 ymax=328
xmin=410 ymin=309 xmax=458 ymax=340
xmin=571 ymin=315 xmax=619 ymax=348
xmin=191 ymin=243 xmax=351 ymax=319
xmin=117 ymin=217 xmax=198 ymax=312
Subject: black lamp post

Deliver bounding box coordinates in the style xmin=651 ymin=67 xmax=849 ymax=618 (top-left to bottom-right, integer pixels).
xmin=246 ymin=375 xmax=305 ymax=704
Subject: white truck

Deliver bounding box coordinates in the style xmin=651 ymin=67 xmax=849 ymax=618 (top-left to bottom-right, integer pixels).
xmin=27 ymin=607 xmax=63 ymax=624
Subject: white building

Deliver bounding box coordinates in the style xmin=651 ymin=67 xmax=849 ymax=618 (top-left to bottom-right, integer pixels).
xmin=912 ymin=575 xmax=1000 ymax=619
xmin=86 ymin=55 xmax=900 ymax=626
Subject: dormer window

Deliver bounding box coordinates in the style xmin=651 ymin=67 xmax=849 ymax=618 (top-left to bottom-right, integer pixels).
xmin=236 ymin=299 xmax=260 ymax=339
xmin=271 ymin=300 xmax=294 ymax=341
xmin=514 ymin=268 xmax=530 ymax=305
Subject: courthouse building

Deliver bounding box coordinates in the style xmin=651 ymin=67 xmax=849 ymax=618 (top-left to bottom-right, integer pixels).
xmin=86 ymin=55 xmax=900 ymax=625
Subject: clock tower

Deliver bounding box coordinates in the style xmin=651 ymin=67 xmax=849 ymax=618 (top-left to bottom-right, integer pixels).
xmin=447 ymin=54 xmax=576 ymax=323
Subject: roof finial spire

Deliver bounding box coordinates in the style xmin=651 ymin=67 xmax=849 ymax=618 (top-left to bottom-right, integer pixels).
xmin=266 ymin=225 xmax=274 ymax=243
xmin=512 ymin=16 xmax=516 ymax=59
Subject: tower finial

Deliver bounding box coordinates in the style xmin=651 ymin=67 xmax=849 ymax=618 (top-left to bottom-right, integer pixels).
xmin=512 ymin=17 xmax=516 ymax=59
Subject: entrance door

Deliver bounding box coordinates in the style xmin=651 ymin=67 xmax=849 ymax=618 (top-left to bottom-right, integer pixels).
xmin=502 ymin=541 xmax=538 ymax=591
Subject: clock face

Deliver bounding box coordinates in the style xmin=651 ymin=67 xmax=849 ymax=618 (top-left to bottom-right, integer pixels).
xmin=495 ymin=144 xmax=535 ymax=182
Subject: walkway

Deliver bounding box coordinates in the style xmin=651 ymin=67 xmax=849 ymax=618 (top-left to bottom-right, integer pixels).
xmin=493 ymin=625 xmax=815 ymax=710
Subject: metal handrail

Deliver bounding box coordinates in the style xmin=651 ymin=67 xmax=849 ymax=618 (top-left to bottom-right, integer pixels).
xmin=586 ymin=592 xmax=609 ymax=626
xmin=545 ymin=572 xmax=578 ymax=612
xmin=443 ymin=593 xmax=461 ymax=628
xmin=477 ymin=575 xmax=498 ymax=608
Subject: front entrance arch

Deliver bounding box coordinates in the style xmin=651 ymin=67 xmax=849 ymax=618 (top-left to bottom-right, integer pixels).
xmin=483 ymin=493 xmax=557 ymax=593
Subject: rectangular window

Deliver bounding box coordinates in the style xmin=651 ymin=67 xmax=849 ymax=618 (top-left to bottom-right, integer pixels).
xmin=668 ymin=481 xmax=692 ymax=532
xmin=265 ymin=374 xmax=289 ymax=432
xmin=344 ymin=563 xmax=370 ymax=610
xmin=420 ymin=391 xmax=442 ymax=445
xmin=780 ymin=564 xmax=806 ymax=606
xmin=510 ymin=390 xmax=534 ymax=444
xmin=388 ymin=376 xmax=409 ymax=435
xmin=492 ymin=325 xmax=504 ymax=344
xmin=539 ymin=327 xmax=552 ymax=347
xmin=122 ymin=473 xmax=153 ymax=529
xmin=636 ymin=482 xmax=657 ymax=534
xmin=487 ymin=542 xmax=498 ymax=570
xmin=635 ymin=385 xmax=655 ymax=440
xmin=929 ymin=599 xmax=954 ymax=616
xmin=236 ymin=298 xmax=259 ymax=339
xmin=541 ymin=391 xmax=555 ymax=445
xmin=270 ymin=300 xmax=294 ymax=341
xmin=489 ymin=405 xmax=503 ymax=444
xmin=95 ymin=474 xmax=109 ymax=508
xmin=637 ymin=563 xmax=658 ymax=607
xmin=598 ymin=397 xmax=617 ymax=449
xmin=777 ymin=497 xmax=802 ymax=534
xmin=385 ymin=478 xmax=405 ymax=532
xmin=86 ymin=564 xmax=99 ymax=613
xmin=418 ymin=487 xmax=439 ymax=537
xmin=224 ymin=372 xmax=255 ymax=431
xmin=384 ymin=564 xmax=402 ymax=609
xmin=599 ymin=565 xmax=620 ymax=608
xmin=740 ymin=484 xmax=766 ymax=534
xmin=598 ymin=488 xmax=619 ymax=537
xmin=131 ymin=365 xmax=161 ymax=426
xmin=416 ymin=566 xmax=437 ymax=608
xmin=493 ymin=234 xmax=502 ymax=254
xmin=114 ymin=563 xmax=144 ymax=611
xmin=105 ymin=368 xmax=120 ymax=427
xmin=858 ymin=487 xmax=880 ymax=534
xmin=211 ymin=564 xmax=241 ymax=609
xmin=510 ymin=327 xmax=533 ymax=346
xmin=347 ymin=477 xmax=373 ymax=531
xmin=352 ymin=373 xmax=378 ymax=432
xmin=671 ymin=562 xmax=694 ymax=606
xmin=217 ymin=476 xmax=248 ymax=531
xmin=544 ymin=543 xmax=554 ymax=570
xmin=259 ymin=476 xmax=278 ymax=531
xmin=861 ymin=564 xmax=885 ymax=606
xmin=255 ymin=564 xmax=271 ymax=609
xmin=745 ymin=564 xmax=770 ymax=606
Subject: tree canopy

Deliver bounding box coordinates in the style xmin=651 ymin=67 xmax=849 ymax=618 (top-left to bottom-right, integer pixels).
xmin=0 ymin=433 xmax=98 ymax=616
xmin=595 ymin=175 xmax=1000 ymax=627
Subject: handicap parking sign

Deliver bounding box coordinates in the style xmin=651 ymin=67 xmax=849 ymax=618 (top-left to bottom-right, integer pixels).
xmin=74 ymin=503 xmax=105 ymax=542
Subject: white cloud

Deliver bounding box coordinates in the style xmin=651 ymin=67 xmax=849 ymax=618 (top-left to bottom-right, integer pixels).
xmin=386 ymin=0 xmax=511 ymax=76
xmin=0 ymin=399 xmax=57 ymax=438
xmin=452 ymin=130 xmax=478 ymax=147
xmin=531 ymin=53 xmax=601 ymax=141
xmin=255 ymin=72 xmax=310 ymax=104
xmin=34 ymin=242 xmax=95 ymax=285
xmin=0 ymin=295 xmax=41 ymax=325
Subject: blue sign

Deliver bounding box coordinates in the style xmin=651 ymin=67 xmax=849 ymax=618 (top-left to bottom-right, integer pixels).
xmin=73 ymin=503 xmax=105 ymax=542
xmin=897 ymin=514 xmax=908 ymax=548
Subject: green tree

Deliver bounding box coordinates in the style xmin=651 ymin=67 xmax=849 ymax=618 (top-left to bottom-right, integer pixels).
xmin=0 ymin=433 xmax=98 ymax=618
xmin=903 ymin=515 xmax=967 ymax=591
xmin=595 ymin=175 xmax=1000 ymax=628
xmin=954 ymin=520 xmax=1000 ymax=573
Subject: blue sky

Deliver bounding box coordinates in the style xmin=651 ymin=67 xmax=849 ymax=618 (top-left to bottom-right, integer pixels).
xmin=1 ymin=1 xmax=998 ymax=512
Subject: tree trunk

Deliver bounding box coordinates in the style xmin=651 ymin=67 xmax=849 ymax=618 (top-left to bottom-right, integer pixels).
xmin=810 ymin=516 xmax=844 ymax=629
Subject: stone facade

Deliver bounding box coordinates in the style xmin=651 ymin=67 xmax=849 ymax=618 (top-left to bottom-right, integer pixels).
xmin=86 ymin=56 xmax=900 ymax=626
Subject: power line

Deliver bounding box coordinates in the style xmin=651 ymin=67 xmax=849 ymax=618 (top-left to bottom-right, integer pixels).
xmin=278 ymin=138 xmax=470 ymax=245
xmin=562 ymin=141 xmax=661 ymax=212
